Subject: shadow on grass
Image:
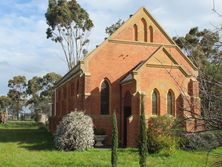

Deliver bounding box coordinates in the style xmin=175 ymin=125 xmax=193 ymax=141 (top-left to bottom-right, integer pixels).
xmin=206 ymin=148 xmax=222 ymax=167
xmin=0 ymin=127 xmax=55 ymax=151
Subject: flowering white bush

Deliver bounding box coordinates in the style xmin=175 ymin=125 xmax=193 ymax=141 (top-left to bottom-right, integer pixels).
xmin=54 ymin=111 xmax=94 ymax=151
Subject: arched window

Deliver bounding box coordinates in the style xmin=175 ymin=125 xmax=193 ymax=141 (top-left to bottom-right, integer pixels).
xmin=133 ymin=24 xmax=138 ymax=41
xmin=152 ymin=89 xmax=159 ymax=115
xmin=149 ymin=26 xmax=153 ymax=42
xmin=167 ymin=90 xmax=174 ymax=115
xmin=141 ymin=18 xmax=148 ymax=42
xmin=100 ymin=80 xmax=110 ymax=115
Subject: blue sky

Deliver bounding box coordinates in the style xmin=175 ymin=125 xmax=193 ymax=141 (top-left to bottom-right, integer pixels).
xmin=0 ymin=0 xmax=222 ymax=95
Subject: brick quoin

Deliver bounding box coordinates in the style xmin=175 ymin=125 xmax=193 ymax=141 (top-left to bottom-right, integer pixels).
xmin=49 ymin=7 xmax=203 ymax=147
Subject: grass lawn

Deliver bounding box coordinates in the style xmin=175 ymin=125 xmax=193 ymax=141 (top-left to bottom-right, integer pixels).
xmin=0 ymin=121 xmax=221 ymax=167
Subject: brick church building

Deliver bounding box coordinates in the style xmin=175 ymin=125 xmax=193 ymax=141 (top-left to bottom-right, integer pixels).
xmin=49 ymin=7 xmax=201 ymax=147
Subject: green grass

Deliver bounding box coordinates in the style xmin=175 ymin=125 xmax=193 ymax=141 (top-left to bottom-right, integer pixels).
xmin=0 ymin=121 xmax=221 ymax=167
xmin=0 ymin=121 xmax=38 ymax=129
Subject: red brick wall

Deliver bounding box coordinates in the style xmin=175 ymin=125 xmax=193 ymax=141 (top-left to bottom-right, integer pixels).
xmin=50 ymin=73 xmax=87 ymax=132
xmin=112 ymin=8 xmax=172 ymax=45
xmin=49 ymin=9 xmax=201 ymax=147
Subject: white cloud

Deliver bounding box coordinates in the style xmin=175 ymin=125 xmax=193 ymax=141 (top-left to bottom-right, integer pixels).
xmin=0 ymin=1 xmax=65 ymax=95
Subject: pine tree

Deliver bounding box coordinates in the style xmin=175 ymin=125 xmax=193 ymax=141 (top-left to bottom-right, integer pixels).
xmin=139 ymin=94 xmax=148 ymax=167
xmin=173 ymin=27 xmax=222 ymax=129
xmin=105 ymin=19 xmax=124 ymax=36
xmin=111 ymin=112 xmax=118 ymax=167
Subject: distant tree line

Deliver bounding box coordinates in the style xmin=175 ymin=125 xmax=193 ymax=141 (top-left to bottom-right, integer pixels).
xmin=0 ymin=72 xmax=62 ymax=120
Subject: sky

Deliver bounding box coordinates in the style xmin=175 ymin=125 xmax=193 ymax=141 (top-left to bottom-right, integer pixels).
xmin=0 ymin=0 xmax=222 ymax=95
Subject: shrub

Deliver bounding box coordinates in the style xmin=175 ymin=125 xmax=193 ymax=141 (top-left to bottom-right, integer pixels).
xmin=158 ymin=136 xmax=178 ymax=156
xmin=180 ymin=131 xmax=222 ymax=151
xmin=54 ymin=111 xmax=94 ymax=151
xmin=147 ymin=128 xmax=162 ymax=154
xmin=147 ymin=115 xmax=179 ymax=156
xmin=148 ymin=115 xmax=176 ymax=136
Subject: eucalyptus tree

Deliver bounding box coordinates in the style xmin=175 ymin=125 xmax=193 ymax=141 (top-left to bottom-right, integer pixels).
xmin=26 ymin=72 xmax=61 ymax=117
xmin=7 ymin=76 xmax=27 ymax=119
xmin=45 ymin=0 xmax=94 ymax=70
xmin=0 ymin=96 xmax=11 ymax=112
xmin=26 ymin=76 xmax=43 ymax=117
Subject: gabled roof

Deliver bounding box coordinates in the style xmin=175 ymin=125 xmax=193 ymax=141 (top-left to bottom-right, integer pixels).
xmin=133 ymin=46 xmax=191 ymax=77
xmin=54 ymin=7 xmax=197 ymax=88
xmin=55 ymin=61 xmax=82 ymax=88
xmin=120 ymin=45 xmax=193 ymax=86
xmin=120 ymin=61 xmax=145 ymax=84
xmin=83 ymin=7 xmax=175 ymax=62
xmin=111 ymin=7 xmax=175 ymax=44
xmin=83 ymin=7 xmax=197 ymax=70
xmin=144 ymin=46 xmax=178 ymax=65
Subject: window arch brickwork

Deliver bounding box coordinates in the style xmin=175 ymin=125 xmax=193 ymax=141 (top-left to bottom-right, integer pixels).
xmin=133 ymin=24 xmax=138 ymax=41
xmin=167 ymin=90 xmax=175 ymax=115
xmin=141 ymin=18 xmax=148 ymax=42
xmin=149 ymin=26 xmax=153 ymax=42
xmin=152 ymin=89 xmax=160 ymax=115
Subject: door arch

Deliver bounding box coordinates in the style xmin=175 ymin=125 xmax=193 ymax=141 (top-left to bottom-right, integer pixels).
xmin=123 ymin=91 xmax=132 ymax=147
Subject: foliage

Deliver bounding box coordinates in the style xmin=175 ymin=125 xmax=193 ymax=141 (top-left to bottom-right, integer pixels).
xmin=173 ymin=27 xmax=222 ymax=129
xmin=139 ymin=95 xmax=147 ymax=167
xmin=45 ymin=0 xmax=94 ymax=69
xmin=41 ymin=72 xmax=62 ymax=99
xmin=146 ymin=128 xmax=162 ymax=154
xmin=26 ymin=72 xmax=61 ymax=117
xmin=148 ymin=134 xmax=178 ymax=156
xmin=7 ymin=76 xmax=27 ymax=119
xmin=0 ymin=121 xmax=222 ymax=167
xmin=180 ymin=131 xmax=222 ymax=151
xmin=26 ymin=76 xmax=43 ymax=118
xmin=54 ymin=111 xmax=94 ymax=151
xmin=148 ymin=115 xmax=176 ymax=136
xmin=0 ymin=96 xmax=11 ymax=112
xmin=111 ymin=112 xmax=118 ymax=167
xmin=2 ymin=73 xmax=61 ymax=121
xmin=147 ymin=115 xmax=179 ymax=156
xmin=105 ymin=19 xmax=124 ymax=36
xmin=0 ymin=112 xmax=8 ymax=124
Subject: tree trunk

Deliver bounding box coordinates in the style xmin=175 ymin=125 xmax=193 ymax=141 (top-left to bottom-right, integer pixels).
xmin=16 ymin=101 xmax=19 ymax=120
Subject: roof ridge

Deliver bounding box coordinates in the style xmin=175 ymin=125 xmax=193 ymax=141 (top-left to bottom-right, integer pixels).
xmin=120 ymin=60 xmax=146 ymax=84
xmin=133 ymin=46 xmax=163 ymax=72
